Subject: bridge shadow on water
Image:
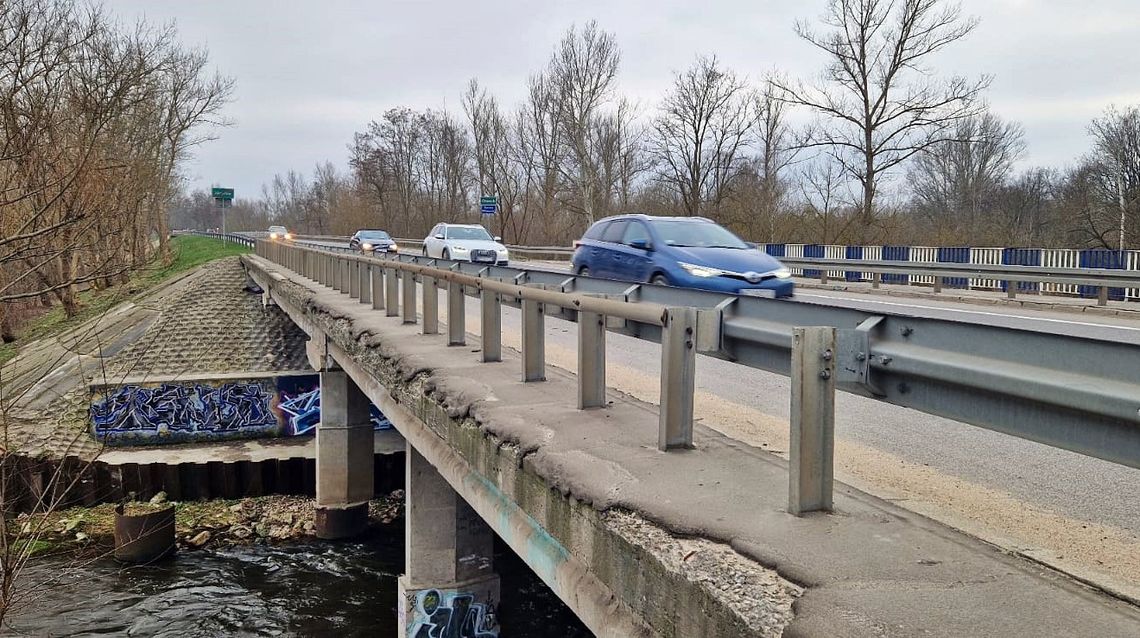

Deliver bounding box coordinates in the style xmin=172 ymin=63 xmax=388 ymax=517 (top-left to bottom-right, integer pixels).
xmin=8 ymin=523 xmax=591 ymax=637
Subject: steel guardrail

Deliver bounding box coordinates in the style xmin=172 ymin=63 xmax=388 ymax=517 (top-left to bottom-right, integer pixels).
xmin=246 ymin=234 xmax=1140 ymax=472
xmin=280 ymin=233 xmax=1140 ymax=297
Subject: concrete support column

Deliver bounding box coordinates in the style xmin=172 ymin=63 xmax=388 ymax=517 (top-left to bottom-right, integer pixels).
xmin=315 ymin=369 xmax=374 ymax=539
xmin=398 ymin=445 xmax=500 ymax=638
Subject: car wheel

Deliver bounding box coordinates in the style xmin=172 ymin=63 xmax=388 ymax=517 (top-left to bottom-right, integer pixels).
xmin=650 ymin=274 xmax=669 ymax=286
xmin=442 ymin=249 xmax=450 ymax=261
xmin=578 ymin=266 xmax=590 ymax=277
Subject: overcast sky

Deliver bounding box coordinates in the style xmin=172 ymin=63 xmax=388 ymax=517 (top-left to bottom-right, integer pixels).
xmin=112 ymin=0 xmax=1140 ymax=201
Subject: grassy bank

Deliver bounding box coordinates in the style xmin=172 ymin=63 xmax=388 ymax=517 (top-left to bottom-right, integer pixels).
xmin=0 ymin=235 xmax=250 ymax=365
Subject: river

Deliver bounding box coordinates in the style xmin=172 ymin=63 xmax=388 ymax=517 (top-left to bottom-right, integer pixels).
xmin=6 ymin=529 xmax=591 ymax=637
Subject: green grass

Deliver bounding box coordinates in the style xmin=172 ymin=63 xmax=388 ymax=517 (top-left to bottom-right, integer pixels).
xmin=0 ymin=235 xmax=250 ymax=365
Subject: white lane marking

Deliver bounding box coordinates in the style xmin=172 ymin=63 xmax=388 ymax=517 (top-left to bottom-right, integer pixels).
xmin=797 ymin=293 xmax=1140 ymax=332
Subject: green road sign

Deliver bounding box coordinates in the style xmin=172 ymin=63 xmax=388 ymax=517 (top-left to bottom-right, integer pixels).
xmin=479 ymin=195 xmax=497 ymax=206
xmin=211 ymin=187 xmax=234 ymax=200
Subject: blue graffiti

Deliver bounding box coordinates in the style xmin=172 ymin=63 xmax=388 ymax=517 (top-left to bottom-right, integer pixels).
xmin=91 ymin=382 xmax=277 ymax=435
xmin=277 ymin=388 xmax=393 ymax=436
xmin=409 ymin=590 xmax=498 ymax=638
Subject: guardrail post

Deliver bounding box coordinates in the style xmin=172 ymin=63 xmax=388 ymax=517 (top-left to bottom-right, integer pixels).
xmin=422 ymin=276 xmax=439 ymax=334
xmin=1097 ymin=285 xmax=1109 ymax=306
xmin=402 ymin=272 xmax=417 ymax=324
xmin=349 ymin=261 xmax=361 ymax=299
xmin=481 ymin=289 xmax=501 ymax=362
xmin=323 ymin=254 xmax=333 ymax=287
xmin=359 ymin=264 xmax=371 ymax=305
xmin=331 ymin=257 xmax=341 ymax=291
xmin=448 ymin=280 xmax=465 ymax=346
xmin=933 ymin=276 xmax=942 ymax=293
xmin=872 ymin=272 xmax=881 ymax=289
xmin=659 ymin=307 xmax=696 ymax=451
xmin=577 ymin=310 xmax=606 ymax=409
xmin=521 ymin=298 xmax=545 ymax=382
xmin=1007 ymin=281 xmax=1017 ymax=299
xmin=385 ymin=267 xmax=399 ymax=317
xmin=372 ymin=264 xmax=384 ymax=310
xmin=788 ymin=326 xmax=836 ymax=516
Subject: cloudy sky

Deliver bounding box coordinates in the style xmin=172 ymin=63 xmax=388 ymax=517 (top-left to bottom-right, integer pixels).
xmin=111 ymin=0 xmax=1140 ymax=201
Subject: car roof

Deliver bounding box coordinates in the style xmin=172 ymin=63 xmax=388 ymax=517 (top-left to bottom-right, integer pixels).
xmin=593 ymin=214 xmax=714 ymax=224
xmin=440 ymin=223 xmax=486 ymax=228
xmin=355 ymin=229 xmax=389 ymax=233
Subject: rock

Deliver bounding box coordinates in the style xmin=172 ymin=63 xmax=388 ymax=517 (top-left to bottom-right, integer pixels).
xmin=228 ymin=503 xmax=243 ymax=512
xmin=254 ymin=523 xmax=269 ymax=538
xmin=268 ymin=526 xmax=291 ymax=540
xmin=231 ymin=525 xmax=253 ymax=540
xmin=188 ymin=531 xmax=211 ymax=547
xmin=149 ymin=491 xmax=168 ymax=505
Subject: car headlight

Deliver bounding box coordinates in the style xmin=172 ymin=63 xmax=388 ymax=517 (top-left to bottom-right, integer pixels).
xmin=362 ymin=243 xmax=373 ymax=251
xmin=389 ymin=244 xmax=399 ymax=252
xmin=680 ymin=262 xmax=723 ymax=278
xmin=270 ymin=232 xmax=279 ymax=240
xmin=284 ymin=233 xmax=293 ymax=240
xmin=774 ymin=268 xmax=792 ymax=279
xmin=452 ymin=245 xmax=468 ymax=252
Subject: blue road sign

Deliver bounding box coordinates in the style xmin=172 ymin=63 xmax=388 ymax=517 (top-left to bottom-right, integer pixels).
xmin=480 ymin=204 xmax=497 ymax=215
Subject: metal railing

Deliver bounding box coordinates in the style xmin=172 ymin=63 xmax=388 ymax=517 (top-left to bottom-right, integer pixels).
xmin=281 ymin=233 xmax=1140 ymax=305
xmin=177 ymin=230 xmax=257 ymax=248
xmin=245 ymin=234 xmax=1140 ymax=517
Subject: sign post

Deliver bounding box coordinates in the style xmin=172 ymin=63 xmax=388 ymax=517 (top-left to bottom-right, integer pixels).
xmin=212 ymin=187 xmax=234 ymax=235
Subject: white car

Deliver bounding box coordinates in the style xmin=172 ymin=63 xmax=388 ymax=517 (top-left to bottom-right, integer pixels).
xmin=422 ymin=223 xmax=509 ymax=265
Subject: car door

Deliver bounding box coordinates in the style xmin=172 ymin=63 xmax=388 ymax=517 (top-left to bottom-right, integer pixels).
xmin=425 ymin=225 xmax=442 ymax=257
xmin=616 ymin=221 xmax=653 ymax=282
xmin=596 ymin=220 xmax=628 ymax=279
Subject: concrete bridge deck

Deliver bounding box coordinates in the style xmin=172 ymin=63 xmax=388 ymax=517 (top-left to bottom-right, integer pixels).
xmin=245 ymin=252 xmax=1140 ymax=637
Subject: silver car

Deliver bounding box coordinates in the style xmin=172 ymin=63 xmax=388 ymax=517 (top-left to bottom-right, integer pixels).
xmin=422 ymin=223 xmax=508 ymax=265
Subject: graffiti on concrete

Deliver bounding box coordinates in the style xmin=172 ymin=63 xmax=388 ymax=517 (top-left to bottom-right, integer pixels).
xmin=92 ymin=382 xmax=277 ymax=436
xmin=277 ymin=388 xmax=393 ymax=436
xmin=408 ymin=589 xmax=499 ymax=638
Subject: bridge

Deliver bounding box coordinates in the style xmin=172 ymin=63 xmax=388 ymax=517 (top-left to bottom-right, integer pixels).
xmin=236 ymin=235 xmax=1140 ymax=636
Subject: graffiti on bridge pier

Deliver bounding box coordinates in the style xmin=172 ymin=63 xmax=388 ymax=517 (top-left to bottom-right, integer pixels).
xmin=277 ymin=387 xmax=393 ymax=436
xmin=92 ymin=382 xmax=277 ymax=435
xmin=408 ymin=589 xmax=499 ymax=638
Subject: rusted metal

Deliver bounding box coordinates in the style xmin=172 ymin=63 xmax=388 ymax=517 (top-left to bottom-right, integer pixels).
xmin=114 ymin=503 xmax=175 ymax=564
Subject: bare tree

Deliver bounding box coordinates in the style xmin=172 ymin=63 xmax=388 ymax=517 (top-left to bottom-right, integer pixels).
xmin=1086 ymin=105 xmax=1140 ymax=249
xmin=773 ymin=0 xmax=990 ymax=241
xmin=650 ymin=55 xmax=752 ymax=217
xmin=908 ymin=111 xmax=1025 ymax=235
xmin=798 ymin=156 xmax=857 ymax=244
xmin=548 ymin=21 xmax=621 ymax=225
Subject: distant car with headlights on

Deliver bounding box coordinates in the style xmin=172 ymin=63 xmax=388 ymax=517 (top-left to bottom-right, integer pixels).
xmin=268 ymin=225 xmax=293 ymax=241
xmin=422 ymin=223 xmax=509 ymax=265
xmin=570 ymin=214 xmax=794 ymax=297
xmin=348 ymin=229 xmax=398 ymax=254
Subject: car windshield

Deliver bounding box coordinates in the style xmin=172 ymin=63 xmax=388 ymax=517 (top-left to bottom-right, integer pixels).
xmin=269 ymin=226 xmax=286 ymax=233
xmin=446 ymin=227 xmax=492 ymax=241
xmin=649 ymin=220 xmax=748 ymax=249
xmin=358 ymin=231 xmax=390 ymax=240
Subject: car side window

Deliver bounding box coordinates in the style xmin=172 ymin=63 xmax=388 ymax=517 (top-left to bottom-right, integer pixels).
xmin=600 ymin=221 xmax=628 ymax=244
xmin=583 ymin=222 xmax=608 ymax=241
xmin=621 ymin=222 xmax=650 ymax=246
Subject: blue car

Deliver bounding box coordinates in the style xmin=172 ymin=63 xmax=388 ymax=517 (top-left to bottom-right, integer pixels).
xmin=571 ymin=214 xmax=794 ymax=297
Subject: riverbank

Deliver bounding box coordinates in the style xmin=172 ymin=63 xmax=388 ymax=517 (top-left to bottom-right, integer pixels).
xmin=16 ymin=491 xmax=404 ymax=559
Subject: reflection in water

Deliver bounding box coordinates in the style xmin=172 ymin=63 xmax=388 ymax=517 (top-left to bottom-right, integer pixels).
xmin=9 ymin=529 xmax=591 ymax=637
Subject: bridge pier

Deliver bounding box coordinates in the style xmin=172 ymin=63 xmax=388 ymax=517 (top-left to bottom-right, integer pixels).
xmin=314 ymin=369 xmax=374 ymax=539
xmin=398 ymin=445 xmax=500 ymax=638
